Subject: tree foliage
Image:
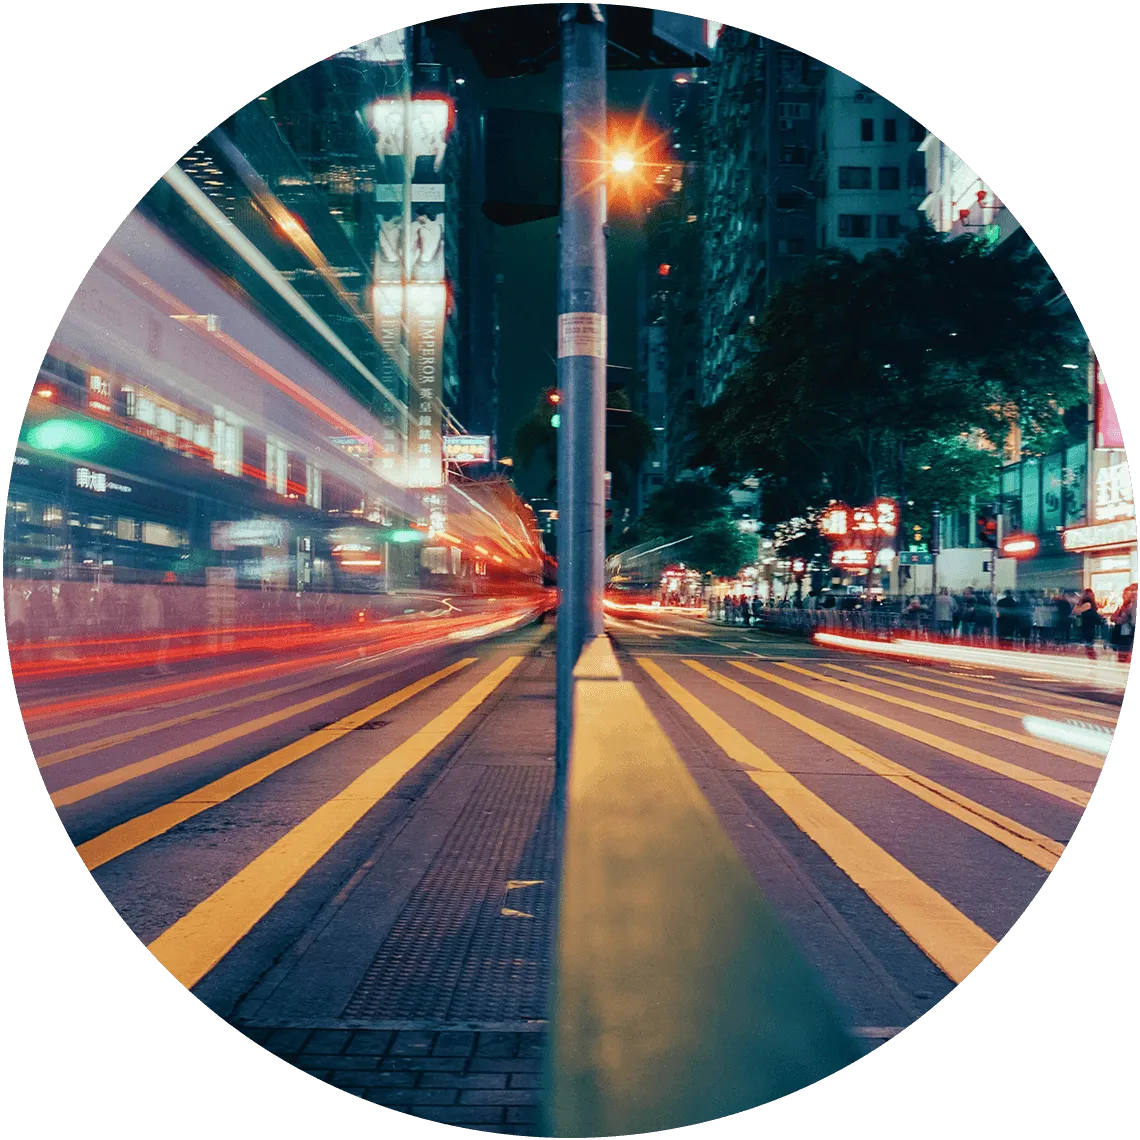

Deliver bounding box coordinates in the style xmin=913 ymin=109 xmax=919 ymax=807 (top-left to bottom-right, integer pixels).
xmin=698 ymin=227 xmax=1088 ymax=528
xmin=635 ymin=479 xmax=756 ymax=578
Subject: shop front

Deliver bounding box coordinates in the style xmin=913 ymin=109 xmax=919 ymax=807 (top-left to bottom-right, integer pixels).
xmin=1062 ymin=449 xmax=1135 ymax=611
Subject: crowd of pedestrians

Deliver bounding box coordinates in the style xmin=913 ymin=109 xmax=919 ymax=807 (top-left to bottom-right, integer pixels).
xmin=706 ymin=582 xmax=1135 ymax=660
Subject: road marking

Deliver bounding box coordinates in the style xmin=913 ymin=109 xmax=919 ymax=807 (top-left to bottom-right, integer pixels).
xmin=37 ymin=670 xmax=392 ymax=769
xmin=825 ymin=661 xmax=1117 ymax=729
xmin=728 ymin=663 xmax=1090 ymax=808
xmin=605 ymin=618 xmax=659 ymax=639
xmin=52 ymin=671 xmax=407 ymax=809
xmin=861 ymin=664 xmax=1119 ymax=725
xmin=631 ymin=620 xmax=710 ymax=638
xmin=76 ymin=659 xmax=475 ymax=870
xmin=777 ymin=663 xmax=1103 ymax=770
xmin=636 ymin=658 xmax=996 ymax=983
xmin=683 ymin=661 xmax=1062 ymax=871
xmin=146 ymin=656 xmax=522 ymax=989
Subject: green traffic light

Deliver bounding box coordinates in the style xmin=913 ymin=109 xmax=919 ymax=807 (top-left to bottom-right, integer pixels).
xmin=25 ymin=418 xmax=105 ymax=453
xmin=551 ymin=413 xmax=561 ymax=428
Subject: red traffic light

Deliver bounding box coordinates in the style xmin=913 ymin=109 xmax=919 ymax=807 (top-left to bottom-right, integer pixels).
xmin=1000 ymin=533 xmax=1040 ymax=559
xmin=547 ymin=389 xmax=562 ymax=405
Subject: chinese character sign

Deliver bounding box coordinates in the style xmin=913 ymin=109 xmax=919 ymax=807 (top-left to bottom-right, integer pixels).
xmin=873 ymin=498 xmax=899 ymax=538
xmin=1094 ymin=458 xmax=1134 ymax=523
xmin=819 ymin=503 xmax=851 ymax=538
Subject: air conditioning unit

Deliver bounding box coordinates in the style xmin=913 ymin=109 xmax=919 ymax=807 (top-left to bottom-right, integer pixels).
xmin=854 ymin=89 xmax=873 ymax=103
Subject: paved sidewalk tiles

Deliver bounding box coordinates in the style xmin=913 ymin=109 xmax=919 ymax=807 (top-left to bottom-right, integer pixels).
xmin=243 ymin=1026 xmax=546 ymax=1135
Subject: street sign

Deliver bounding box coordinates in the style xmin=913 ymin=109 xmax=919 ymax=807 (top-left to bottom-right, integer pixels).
xmin=897 ymin=551 xmax=933 ymax=565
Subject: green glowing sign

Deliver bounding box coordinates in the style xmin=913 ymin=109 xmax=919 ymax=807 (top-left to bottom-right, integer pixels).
xmin=389 ymin=528 xmax=424 ymax=544
xmin=25 ymin=418 xmax=105 ymax=453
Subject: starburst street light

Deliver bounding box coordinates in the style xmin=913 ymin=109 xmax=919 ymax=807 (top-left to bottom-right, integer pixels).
xmin=572 ymin=105 xmax=673 ymax=209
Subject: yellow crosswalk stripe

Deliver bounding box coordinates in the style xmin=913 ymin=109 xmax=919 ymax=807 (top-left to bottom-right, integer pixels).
xmin=147 ymin=656 xmax=522 ymax=990
xmin=863 ymin=663 xmax=1119 ymax=725
xmin=37 ymin=671 xmax=368 ymax=768
xmin=727 ymin=662 xmax=1091 ymax=808
xmin=637 ymin=658 xmax=996 ymax=983
xmin=820 ymin=662 xmax=1104 ymax=726
xmin=682 ymin=661 xmax=1062 ymax=871
xmin=776 ymin=662 xmax=1103 ymax=770
xmin=76 ymin=658 xmax=476 ymax=871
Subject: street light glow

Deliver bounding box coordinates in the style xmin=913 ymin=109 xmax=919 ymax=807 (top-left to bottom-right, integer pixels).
xmin=611 ymin=151 xmax=636 ymax=174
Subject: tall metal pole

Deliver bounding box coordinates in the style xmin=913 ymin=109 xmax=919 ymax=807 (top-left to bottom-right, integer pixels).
xmin=556 ymin=3 xmax=608 ymax=785
xmin=990 ymin=509 xmax=1002 ymax=641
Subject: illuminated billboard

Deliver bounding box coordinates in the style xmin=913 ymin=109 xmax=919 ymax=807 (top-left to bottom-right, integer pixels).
xmin=370 ymin=98 xmax=452 ymax=170
xmin=1094 ymin=358 xmax=1125 ymax=450
xmin=406 ymin=284 xmax=446 ymax=488
xmin=443 ymin=435 xmax=492 ymax=463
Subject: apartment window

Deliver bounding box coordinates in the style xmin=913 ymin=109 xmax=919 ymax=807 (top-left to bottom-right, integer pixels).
xmin=838 ymin=166 xmax=872 ymax=190
xmin=878 ymin=166 xmax=901 ymax=190
xmin=777 ymin=102 xmax=810 ymax=119
xmin=839 ymin=214 xmax=872 ymax=238
xmin=778 ymin=237 xmax=806 ymax=255
xmin=876 ymin=214 xmax=902 ymax=239
xmin=908 ymin=118 xmax=925 ymax=142
xmin=883 ymin=118 xmax=897 ymax=142
xmin=861 ymin=118 xmax=874 ymax=142
xmin=775 ymin=192 xmax=806 ymax=211
xmin=908 ymin=153 xmax=926 ymax=189
xmin=780 ymin=145 xmax=807 ymax=165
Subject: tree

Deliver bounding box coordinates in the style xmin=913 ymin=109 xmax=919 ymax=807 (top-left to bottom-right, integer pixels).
xmin=636 ymin=479 xmax=755 ymax=578
xmin=699 ymin=227 xmax=1088 ymax=529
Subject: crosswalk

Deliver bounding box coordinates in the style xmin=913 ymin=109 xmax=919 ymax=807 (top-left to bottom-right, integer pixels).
xmin=628 ymin=649 xmax=1109 ymax=986
xmin=25 ymin=617 xmax=1118 ymax=1016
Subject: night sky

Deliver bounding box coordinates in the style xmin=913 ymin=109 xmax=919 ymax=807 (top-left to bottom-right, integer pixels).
xmin=432 ymin=25 xmax=664 ymax=498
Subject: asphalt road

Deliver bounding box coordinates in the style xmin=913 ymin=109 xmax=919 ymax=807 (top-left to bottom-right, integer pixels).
xmin=14 ymin=603 xmax=1122 ymax=1131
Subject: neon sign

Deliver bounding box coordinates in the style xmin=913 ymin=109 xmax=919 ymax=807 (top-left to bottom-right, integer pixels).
xmin=819 ymin=503 xmax=852 ymax=537
xmin=1063 ymin=518 xmax=1137 ymax=553
xmin=1000 ymin=533 xmax=1040 ymax=559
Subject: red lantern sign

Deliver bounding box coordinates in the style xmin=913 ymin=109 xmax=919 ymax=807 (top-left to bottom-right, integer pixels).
xmin=820 ymin=503 xmax=852 ymax=538
xmin=872 ymin=497 xmax=899 ymax=538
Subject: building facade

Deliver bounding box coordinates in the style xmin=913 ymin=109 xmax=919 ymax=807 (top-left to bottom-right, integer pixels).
xmin=817 ymin=71 xmax=927 ymax=254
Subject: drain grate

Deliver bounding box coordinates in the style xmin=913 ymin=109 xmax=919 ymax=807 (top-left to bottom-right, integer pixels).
xmin=309 ymin=719 xmax=390 ymax=732
xmin=343 ymin=765 xmax=557 ymax=1023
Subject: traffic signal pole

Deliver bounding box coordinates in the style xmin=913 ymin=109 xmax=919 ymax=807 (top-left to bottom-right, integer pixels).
xmin=555 ymin=3 xmax=608 ymax=785
xmin=990 ymin=511 xmax=1002 ymax=640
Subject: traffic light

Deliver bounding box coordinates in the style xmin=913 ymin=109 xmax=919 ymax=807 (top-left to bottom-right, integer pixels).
xmin=975 ymin=505 xmax=998 ymax=547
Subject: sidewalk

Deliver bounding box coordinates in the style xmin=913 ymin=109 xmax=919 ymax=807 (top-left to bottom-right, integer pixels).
xmin=231 ymin=644 xmax=557 ymax=1134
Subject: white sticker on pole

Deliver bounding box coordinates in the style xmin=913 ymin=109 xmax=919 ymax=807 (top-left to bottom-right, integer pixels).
xmin=558 ymin=312 xmax=607 ymax=359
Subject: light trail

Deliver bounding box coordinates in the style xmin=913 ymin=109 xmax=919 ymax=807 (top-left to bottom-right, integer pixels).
xmin=813 ymin=632 xmax=1131 ymax=692
xmin=1021 ymin=716 xmax=1114 ymax=756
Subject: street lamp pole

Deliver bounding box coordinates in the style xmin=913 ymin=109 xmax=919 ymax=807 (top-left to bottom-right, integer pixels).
xmin=555 ymin=3 xmax=607 ymax=783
